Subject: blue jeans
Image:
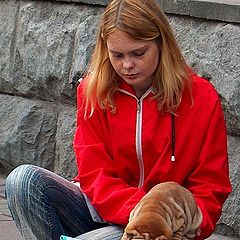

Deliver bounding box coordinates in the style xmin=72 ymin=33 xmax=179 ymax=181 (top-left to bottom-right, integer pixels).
xmin=5 ymin=165 xmax=124 ymax=240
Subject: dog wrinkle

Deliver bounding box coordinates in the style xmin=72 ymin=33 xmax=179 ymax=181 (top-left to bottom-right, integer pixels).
xmin=120 ymin=182 xmax=203 ymax=240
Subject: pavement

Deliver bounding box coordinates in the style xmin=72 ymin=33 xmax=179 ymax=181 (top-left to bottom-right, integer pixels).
xmin=0 ymin=176 xmax=239 ymax=240
xmin=0 ymin=177 xmax=23 ymax=240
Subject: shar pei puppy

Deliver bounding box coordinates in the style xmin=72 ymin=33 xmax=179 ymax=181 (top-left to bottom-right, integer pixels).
xmin=120 ymin=182 xmax=202 ymax=240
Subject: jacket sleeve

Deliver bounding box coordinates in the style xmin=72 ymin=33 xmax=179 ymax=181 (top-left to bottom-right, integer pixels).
xmin=185 ymin=93 xmax=232 ymax=239
xmin=73 ymin=83 xmax=146 ymax=225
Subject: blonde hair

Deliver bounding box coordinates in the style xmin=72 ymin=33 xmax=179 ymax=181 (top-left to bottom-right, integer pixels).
xmin=83 ymin=0 xmax=191 ymax=114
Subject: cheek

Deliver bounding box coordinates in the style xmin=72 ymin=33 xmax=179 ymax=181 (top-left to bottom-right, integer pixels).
xmin=109 ymin=58 xmax=122 ymax=72
xmin=141 ymin=56 xmax=159 ymax=74
xmin=148 ymin=53 xmax=159 ymax=72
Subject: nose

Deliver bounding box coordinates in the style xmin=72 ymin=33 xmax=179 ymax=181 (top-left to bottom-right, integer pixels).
xmin=123 ymin=56 xmax=135 ymax=69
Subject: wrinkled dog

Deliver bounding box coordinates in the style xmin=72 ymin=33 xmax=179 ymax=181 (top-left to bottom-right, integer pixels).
xmin=120 ymin=182 xmax=202 ymax=240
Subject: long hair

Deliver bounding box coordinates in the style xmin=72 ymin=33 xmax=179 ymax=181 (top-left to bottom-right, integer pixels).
xmin=83 ymin=0 xmax=191 ymax=114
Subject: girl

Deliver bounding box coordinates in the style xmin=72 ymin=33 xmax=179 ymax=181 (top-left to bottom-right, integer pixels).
xmin=6 ymin=0 xmax=231 ymax=239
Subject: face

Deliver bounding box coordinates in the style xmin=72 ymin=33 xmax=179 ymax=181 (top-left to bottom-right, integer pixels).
xmin=106 ymin=29 xmax=160 ymax=97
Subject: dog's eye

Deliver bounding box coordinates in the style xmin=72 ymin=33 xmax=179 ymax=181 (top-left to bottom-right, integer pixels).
xmin=126 ymin=233 xmax=134 ymax=239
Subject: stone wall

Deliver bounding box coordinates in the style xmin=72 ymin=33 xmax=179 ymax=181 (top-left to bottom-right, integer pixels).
xmin=0 ymin=0 xmax=239 ymax=238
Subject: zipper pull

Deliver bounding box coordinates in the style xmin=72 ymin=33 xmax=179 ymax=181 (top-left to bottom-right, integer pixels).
xmin=137 ymin=100 xmax=141 ymax=112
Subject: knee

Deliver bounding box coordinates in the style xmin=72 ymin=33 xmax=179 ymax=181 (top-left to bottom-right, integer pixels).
xmin=5 ymin=164 xmax=40 ymax=199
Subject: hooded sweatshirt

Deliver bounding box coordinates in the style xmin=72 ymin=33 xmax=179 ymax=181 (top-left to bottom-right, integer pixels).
xmin=73 ymin=74 xmax=231 ymax=240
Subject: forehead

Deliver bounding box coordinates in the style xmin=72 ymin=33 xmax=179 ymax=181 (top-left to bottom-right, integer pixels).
xmin=106 ymin=29 xmax=151 ymax=53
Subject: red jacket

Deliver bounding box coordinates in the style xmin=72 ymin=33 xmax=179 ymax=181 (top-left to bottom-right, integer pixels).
xmin=73 ymin=74 xmax=231 ymax=239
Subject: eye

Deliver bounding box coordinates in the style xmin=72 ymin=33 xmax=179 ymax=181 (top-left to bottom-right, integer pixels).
xmin=132 ymin=50 xmax=146 ymax=57
xmin=126 ymin=233 xmax=134 ymax=239
xmin=112 ymin=53 xmax=124 ymax=59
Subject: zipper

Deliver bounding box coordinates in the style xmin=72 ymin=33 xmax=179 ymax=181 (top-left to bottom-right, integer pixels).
xmin=136 ymin=99 xmax=144 ymax=188
xmin=118 ymin=88 xmax=153 ymax=188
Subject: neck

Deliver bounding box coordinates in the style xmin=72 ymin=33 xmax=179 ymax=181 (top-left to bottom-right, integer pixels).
xmin=134 ymin=88 xmax=148 ymax=99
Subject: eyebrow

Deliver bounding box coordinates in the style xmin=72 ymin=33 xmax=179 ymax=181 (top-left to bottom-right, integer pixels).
xmin=108 ymin=45 xmax=148 ymax=55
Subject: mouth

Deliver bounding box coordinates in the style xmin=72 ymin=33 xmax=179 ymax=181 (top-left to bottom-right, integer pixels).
xmin=123 ymin=73 xmax=139 ymax=79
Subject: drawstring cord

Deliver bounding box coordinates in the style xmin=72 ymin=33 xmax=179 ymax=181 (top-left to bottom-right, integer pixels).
xmin=171 ymin=114 xmax=176 ymax=162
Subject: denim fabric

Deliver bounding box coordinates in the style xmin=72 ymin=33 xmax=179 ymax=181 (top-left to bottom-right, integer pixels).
xmin=72 ymin=181 xmax=106 ymax=224
xmin=5 ymin=165 xmax=124 ymax=240
xmin=61 ymin=226 xmax=124 ymax=240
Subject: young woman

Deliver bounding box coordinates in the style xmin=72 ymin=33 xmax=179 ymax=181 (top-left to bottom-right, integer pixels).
xmin=5 ymin=0 xmax=231 ymax=239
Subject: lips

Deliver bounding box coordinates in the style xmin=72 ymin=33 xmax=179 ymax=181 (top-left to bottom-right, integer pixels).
xmin=124 ymin=73 xmax=138 ymax=76
xmin=123 ymin=73 xmax=139 ymax=79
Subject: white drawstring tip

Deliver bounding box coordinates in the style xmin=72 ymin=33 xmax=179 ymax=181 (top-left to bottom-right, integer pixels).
xmin=171 ymin=156 xmax=176 ymax=162
xmin=78 ymin=77 xmax=83 ymax=83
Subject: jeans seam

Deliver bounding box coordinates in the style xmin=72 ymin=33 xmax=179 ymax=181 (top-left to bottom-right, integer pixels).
xmin=39 ymin=189 xmax=57 ymax=239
